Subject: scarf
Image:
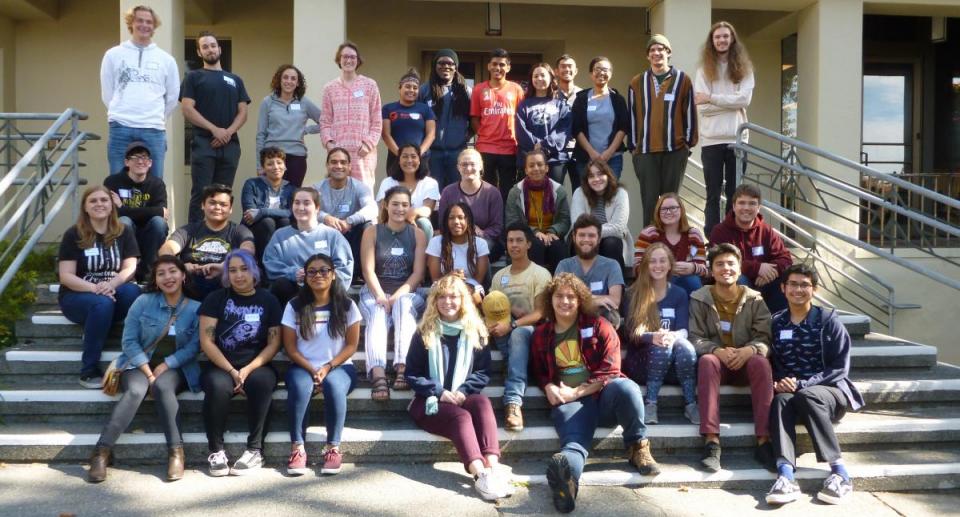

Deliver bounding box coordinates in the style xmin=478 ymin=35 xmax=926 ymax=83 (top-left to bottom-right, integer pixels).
xmin=425 ymin=319 xmax=473 ymax=415
xmin=522 ymin=177 xmax=555 ymax=219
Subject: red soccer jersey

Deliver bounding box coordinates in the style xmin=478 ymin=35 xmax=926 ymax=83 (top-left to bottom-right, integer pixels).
xmin=470 ymin=80 xmax=524 ymax=155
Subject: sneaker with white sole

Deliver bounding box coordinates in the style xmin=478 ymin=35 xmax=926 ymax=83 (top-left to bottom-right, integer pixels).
xmin=474 ymin=470 xmax=503 ymax=501
xmin=644 ymin=402 xmax=658 ymax=424
xmin=207 ymin=450 xmax=230 ymax=477
xmin=79 ymin=374 xmax=103 ymax=389
xmin=490 ymin=469 xmax=515 ymax=498
xmin=320 ymin=447 xmax=342 ymax=475
xmin=765 ymin=476 xmax=801 ymax=505
xmin=230 ymin=449 xmax=263 ymax=475
xmin=817 ymin=474 xmax=853 ymax=505
xmin=286 ymin=448 xmax=308 ymax=476
xmin=684 ymin=402 xmax=701 ymax=425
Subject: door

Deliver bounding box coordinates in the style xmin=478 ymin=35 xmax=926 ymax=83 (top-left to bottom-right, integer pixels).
xmin=861 ymin=64 xmax=914 ymax=174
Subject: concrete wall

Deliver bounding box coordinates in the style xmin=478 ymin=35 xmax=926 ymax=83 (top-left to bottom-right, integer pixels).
xmin=0 ymin=15 xmax=15 ymax=111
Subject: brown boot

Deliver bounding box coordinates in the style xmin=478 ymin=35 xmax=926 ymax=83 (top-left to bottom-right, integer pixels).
xmin=628 ymin=439 xmax=661 ymax=476
xmin=504 ymin=403 xmax=524 ymax=432
xmin=167 ymin=446 xmax=185 ymax=481
xmin=87 ymin=446 xmax=111 ymax=483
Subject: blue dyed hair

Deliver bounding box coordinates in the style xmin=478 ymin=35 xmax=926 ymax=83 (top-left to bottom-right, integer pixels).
xmin=220 ymin=248 xmax=261 ymax=288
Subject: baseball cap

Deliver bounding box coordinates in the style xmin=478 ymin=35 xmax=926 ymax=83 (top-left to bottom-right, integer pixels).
xmin=124 ymin=141 xmax=151 ymax=159
xmin=482 ymin=291 xmax=511 ymax=328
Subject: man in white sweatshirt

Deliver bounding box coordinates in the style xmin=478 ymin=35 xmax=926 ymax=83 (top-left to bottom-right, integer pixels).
xmin=100 ymin=5 xmax=180 ymax=179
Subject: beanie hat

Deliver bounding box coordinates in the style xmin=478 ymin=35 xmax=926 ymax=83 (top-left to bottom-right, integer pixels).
xmin=433 ymin=48 xmax=460 ymax=67
xmin=646 ymin=34 xmax=672 ymax=52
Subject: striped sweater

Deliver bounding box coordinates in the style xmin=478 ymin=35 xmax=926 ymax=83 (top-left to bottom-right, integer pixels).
xmin=628 ymin=67 xmax=698 ymax=154
xmin=633 ymin=225 xmax=707 ymax=274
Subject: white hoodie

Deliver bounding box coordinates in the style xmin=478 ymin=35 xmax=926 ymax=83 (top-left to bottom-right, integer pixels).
xmin=694 ymin=61 xmax=755 ymax=147
xmin=100 ymin=40 xmax=180 ymax=130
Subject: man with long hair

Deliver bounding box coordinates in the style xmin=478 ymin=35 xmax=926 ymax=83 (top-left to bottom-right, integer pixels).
xmin=419 ymin=49 xmax=473 ymax=190
xmin=695 ymin=21 xmax=755 ymax=235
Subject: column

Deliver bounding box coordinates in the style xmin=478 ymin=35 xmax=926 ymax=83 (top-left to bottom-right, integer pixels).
xmin=648 ymin=0 xmax=712 ymax=82
xmin=294 ymin=0 xmax=346 ymax=187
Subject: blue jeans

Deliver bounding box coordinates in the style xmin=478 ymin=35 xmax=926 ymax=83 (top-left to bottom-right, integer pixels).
xmin=551 ymin=377 xmax=647 ymax=480
xmin=738 ymin=274 xmax=788 ymax=315
xmin=429 ymin=148 xmax=464 ymax=191
xmin=576 ymin=153 xmax=624 ymax=180
xmin=59 ymin=283 xmax=141 ymax=375
xmin=286 ymin=363 xmax=357 ymax=445
xmin=108 ymin=122 xmax=167 ymax=178
xmin=673 ymin=274 xmax=703 ymax=296
xmin=495 ymin=325 xmax=534 ymax=407
xmin=119 ymin=215 xmax=168 ymax=276
xmin=645 ymin=337 xmax=698 ymax=404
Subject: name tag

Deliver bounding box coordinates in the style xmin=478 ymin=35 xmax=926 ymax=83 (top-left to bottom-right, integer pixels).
xmin=168 ymin=326 xmax=177 ymax=336
xmin=223 ymin=76 xmax=236 ymax=87
xmin=690 ymin=245 xmax=699 ymax=259
xmin=752 ymin=246 xmax=764 ymax=257
xmin=84 ymin=248 xmax=100 ymax=257
xmin=410 ymin=113 xmax=421 ymax=120
xmin=353 ymin=90 xmax=364 ymax=98
xmin=587 ymin=105 xmax=598 ymax=112
xmin=590 ymin=281 xmax=603 ymax=293
xmin=268 ymin=195 xmax=280 ymax=209
xmin=580 ymin=327 xmax=594 ymax=339
xmin=391 ymin=247 xmax=404 ymax=256
xmin=243 ymin=313 xmax=260 ymax=323
xmin=664 ymin=93 xmax=676 ymax=102
xmin=661 ymin=308 xmax=675 ymax=318
xmin=500 ymin=275 xmax=510 ymax=286
xmin=780 ymin=330 xmax=794 ymax=340
xmin=339 ymin=203 xmax=351 ymax=213
xmin=315 ymin=310 xmax=330 ymax=323
xmin=290 ymin=103 xmax=301 ymax=111
xmin=145 ymin=61 xmax=159 ymax=71
xmin=119 ymin=189 xmax=131 ymax=199
xmin=720 ymin=320 xmax=732 ymax=332
xmin=314 ymin=240 xmax=329 ymax=250
xmin=426 ymin=100 xmax=434 ymax=107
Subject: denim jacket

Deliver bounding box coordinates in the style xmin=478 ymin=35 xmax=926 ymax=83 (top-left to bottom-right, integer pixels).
xmin=240 ymin=176 xmax=295 ymax=223
xmin=118 ymin=292 xmax=202 ymax=392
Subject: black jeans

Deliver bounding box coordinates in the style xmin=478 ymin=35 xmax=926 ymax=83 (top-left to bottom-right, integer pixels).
xmin=701 ymin=144 xmax=741 ymax=236
xmin=269 ymin=277 xmax=300 ymax=308
xmin=530 ymin=234 xmax=568 ymax=274
xmin=770 ymin=385 xmax=848 ymax=468
xmin=97 ymin=368 xmax=186 ymax=448
xmin=189 ymin=136 xmax=241 ymax=223
xmin=550 ymin=160 xmax=580 ymax=193
xmin=201 ymin=364 xmax=277 ymax=452
xmin=247 ymin=216 xmax=290 ymax=265
xmin=481 ymin=152 xmax=518 ymax=203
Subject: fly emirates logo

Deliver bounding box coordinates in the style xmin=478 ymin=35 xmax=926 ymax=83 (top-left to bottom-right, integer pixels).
xmin=483 ymin=104 xmax=514 ymax=116
xmin=482 ymin=90 xmax=516 ymax=117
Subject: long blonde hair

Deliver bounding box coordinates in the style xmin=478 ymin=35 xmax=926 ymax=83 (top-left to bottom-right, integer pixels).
xmin=700 ymin=21 xmax=752 ymax=84
xmin=418 ymin=274 xmax=488 ymax=350
xmin=626 ymin=243 xmax=676 ymax=338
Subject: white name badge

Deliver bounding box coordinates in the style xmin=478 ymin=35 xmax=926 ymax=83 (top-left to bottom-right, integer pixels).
xmin=780 ymin=330 xmax=794 ymax=340
xmin=243 ymin=313 xmax=260 ymax=323
xmin=590 ymin=281 xmax=604 ymax=293
xmin=268 ymin=195 xmax=280 ymax=208
xmin=409 ymin=113 xmax=421 ymax=120
xmin=223 ymin=76 xmax=236 ymax=87
xmin=145 ymin=61 xmax=159 ymax=71
xmin=84 ymin=248 xmax=100 ymax=257
xmin=664 ymin=93 xmax=676 ymax=102
xmin=500 ymin=275 xmax=510 ymax=286
xmin=580 ymin=327 xmax=594 ymax=339
xmin=339 ymin=203 xmax=351 ymax=213
xmin=314 ymin=240 xmax=329 ymax=250
xmin=353 ymin=90 xmax=364 ymax=98
xmin=720 ymin=320 xmax=732 ymax=332
xmin=690 ymin=245 xmax=699 ymax=259
xmin=168 ymin=326 xmax=177 ymax=336
xmin=315 ymin=310 xmax=330 ymax=323
xmin=119 ymin=189 xmax=131 ymax=199
xmin=587 ymin=105 xmax=598 ymax=112
xmin=391 ymin=247 xmax=404 ymax=256
xmin=661 ymin=308 xmax=676 ymax=318
xmin=290 ymin=103 xmax=301 ymax=111
xmin=752 ymin=246 xmax=765 ymax=256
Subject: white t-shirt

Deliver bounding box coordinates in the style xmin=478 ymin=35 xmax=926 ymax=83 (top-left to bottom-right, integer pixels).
xmin=376 ymin=176 xmax=440 ymax=210
xmin=426 ymin=235 xmax=490 ymax=274
xmin=281 ymin=299 xmax=361 ymax=369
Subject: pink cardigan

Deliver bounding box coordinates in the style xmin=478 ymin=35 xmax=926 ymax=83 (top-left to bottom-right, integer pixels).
xmin=320 ymin=75 xmax=382 ymax=152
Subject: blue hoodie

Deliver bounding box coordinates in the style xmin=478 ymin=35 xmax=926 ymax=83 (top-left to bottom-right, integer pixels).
xmin=770 ymin=305 xmax=864 ymax=411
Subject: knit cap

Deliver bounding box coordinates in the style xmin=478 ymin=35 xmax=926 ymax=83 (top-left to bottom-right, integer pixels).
xmin=433 ymin=48 xmax=460 ymax=67
xmin=647 ymin=34 xmax=672 ymax=52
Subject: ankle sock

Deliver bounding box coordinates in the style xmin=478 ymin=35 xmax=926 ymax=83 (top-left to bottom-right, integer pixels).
xmin=830 ymin=460 xmax=849 ymax=482
xmin=776 ymin=460 xmax=795 ymax=481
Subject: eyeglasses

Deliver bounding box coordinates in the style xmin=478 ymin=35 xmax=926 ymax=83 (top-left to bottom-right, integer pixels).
xmin=659 ymin=206 xmax=681 ymax=213
xmin=436 ymin=60 xmax=456 ymax=68
xmin=127 ymin=154 xmax=152 ymax=162
xmin=340 ymin=55 xmax=358 ymax=61
xmin=305 ymin=267 xmax=334 ymax=278
xmin=785 ymin=281 xmax=814 ymax=290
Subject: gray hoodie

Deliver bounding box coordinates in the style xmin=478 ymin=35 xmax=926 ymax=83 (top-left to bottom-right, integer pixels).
xmin=255 ymin=93 xmax=321 ymax=167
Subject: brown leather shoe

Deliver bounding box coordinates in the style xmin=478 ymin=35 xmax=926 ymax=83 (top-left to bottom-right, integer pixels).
xmin=87 ymin=446 xmax=111 ymax=483
xmin=628 ymin=439 xmax=661 ymax=476
xmin=167 ymin=446 xmax=185 ymax=481
xmin=504 ymin=403 xmax=524 ymax=432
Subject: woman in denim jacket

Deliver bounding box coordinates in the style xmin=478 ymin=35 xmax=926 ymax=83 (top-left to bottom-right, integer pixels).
xmin=87 ymin=256 xmax=201 ymax=484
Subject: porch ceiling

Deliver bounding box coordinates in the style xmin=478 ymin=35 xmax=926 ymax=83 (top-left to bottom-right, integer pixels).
xmin=0 ymin=0 xmax=58 ymax=21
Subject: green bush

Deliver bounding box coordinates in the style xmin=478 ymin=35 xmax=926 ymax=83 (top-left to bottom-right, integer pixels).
xmin=0 ymin=241 xmax=57 ymax=349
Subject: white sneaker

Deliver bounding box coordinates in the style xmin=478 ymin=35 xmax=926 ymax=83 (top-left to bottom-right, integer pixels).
xmin=491 ymin=469 xmax=516 ymax=497
xmin=644 ymin=402 xmax=659 ymax=424
xmin=207 ymin=450 xmax=230 ymax=477
xmin=765 ymin=475 xmax=801 ymax=505
xmin=474 ymin=470 xmax=502 ymax=500
xmin=230 ymin=449 xmax=263 ymax=475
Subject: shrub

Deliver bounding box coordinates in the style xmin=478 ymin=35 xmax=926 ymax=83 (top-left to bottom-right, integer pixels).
xmin=0 ymin=241 xmax=57 ymax=349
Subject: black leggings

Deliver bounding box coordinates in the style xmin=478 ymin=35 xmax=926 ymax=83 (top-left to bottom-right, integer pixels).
xmin=530 ymin=234 xmax=568 ymax=274
xmin=97 ymin=368 xmax=186 ymax=448
xmin=201 ymin=365 xmax=277 ymax=452
xmin=599 ymin=236 xmax=625 ymax=271
xmin=247 ymin=216 xmax=290 ymax=264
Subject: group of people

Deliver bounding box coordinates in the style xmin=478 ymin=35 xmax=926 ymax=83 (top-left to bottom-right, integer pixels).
xmin=68 ymin=4 xmax=862 ymax=511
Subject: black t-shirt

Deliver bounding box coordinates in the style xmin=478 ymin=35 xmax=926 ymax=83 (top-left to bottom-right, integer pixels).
xmin=103 ymin=173 xmax=168 ymax=226
xmin=57 ymin=224 xmax=140 ymax=298
xmin=169 ymin=221 xmax=254 ymax=266
xmin=199 ymin=287 xmax=281 ymax=367
xmin=180 ymin=69 xmax=251 ymax=141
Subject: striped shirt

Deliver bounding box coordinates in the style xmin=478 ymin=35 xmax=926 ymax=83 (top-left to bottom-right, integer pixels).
xmin=633 ymin=225 xmax=707 ymax=273
xmin=628 ymin=67 xmax=698 ymax=154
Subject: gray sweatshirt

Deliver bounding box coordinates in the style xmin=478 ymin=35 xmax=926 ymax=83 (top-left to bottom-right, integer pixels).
xmin=262 ymin=223 xmax=354 ymax=286
xmin=313 ymin=177 xmax=378 ymax=226
xmin=255 ymin=93 xmax=321 ymax=168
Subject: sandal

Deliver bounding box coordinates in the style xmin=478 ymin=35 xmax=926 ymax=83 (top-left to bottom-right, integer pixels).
xmin=392 ymin=366 xmax=410 ymax=391
xmin=371 ymin=376 xmax=390 ymax=401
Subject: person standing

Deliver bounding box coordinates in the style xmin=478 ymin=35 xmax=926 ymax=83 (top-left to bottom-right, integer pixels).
xmin=420 ymin=49 xmax=473 ymax=190
xmin=629 ymin=34 xmax=698 ymax=227
xmin=695 ymin=22 xmax=755 ymax=236
xmin=255 ymin=64 xmax=322 ymax=187
xmin=180 ymin=31 xmax=251 ymax=223
xmin=382 ymin=68 xmax=436 ymax=171
xmin=320 ymin=42 xmax=382 ymax=190
xmin=555 ymin=55 xmax=582 ymax=190
xmin=515 ymin=63 xmax=572 ymax=186
xmin=571 ymin=57 xmax=629 ymax=180
xmin=100 ymin=5 xmax=179 ymax=178
xmin=470 ymin=48 xmax=525 ymax=202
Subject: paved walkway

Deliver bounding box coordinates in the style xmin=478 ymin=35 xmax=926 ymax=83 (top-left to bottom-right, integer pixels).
xmin=0 ymin=461 xmax=956 ymax=516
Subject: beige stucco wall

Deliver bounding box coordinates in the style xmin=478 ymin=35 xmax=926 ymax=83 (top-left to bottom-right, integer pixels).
xmin=0 ymin=15 xmax=14 ymax=111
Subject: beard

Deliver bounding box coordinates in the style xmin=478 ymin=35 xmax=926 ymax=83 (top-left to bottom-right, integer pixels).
xmin=202 ymin=53 xmax=220 ymax=66
xmin=576 ymin=244 xmax=599 ymax=260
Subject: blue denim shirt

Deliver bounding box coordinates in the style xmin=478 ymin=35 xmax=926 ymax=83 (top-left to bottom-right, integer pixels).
xmin=118 ymin=292 xmax=202 ymax=392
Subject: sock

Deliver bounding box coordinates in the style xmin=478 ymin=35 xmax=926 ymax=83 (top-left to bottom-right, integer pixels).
xmin=776 ymin=459 xmax=795 ymax=481
xmin=830 ymin=460 xmax=849 ymax=482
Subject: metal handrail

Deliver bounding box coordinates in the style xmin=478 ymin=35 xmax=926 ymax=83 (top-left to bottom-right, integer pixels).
xmin=0 ymin=110 xmax=98 ymax=296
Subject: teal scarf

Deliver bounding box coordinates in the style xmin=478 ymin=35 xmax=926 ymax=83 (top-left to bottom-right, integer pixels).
xmin=425 ymin=319 xmax=473 ymax=415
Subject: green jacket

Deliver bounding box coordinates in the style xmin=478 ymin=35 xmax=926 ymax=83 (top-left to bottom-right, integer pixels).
xmin=689 ymin=285 xmax=771 ymax=357
xmin=504 ymin=179 xmax=571 ymax=238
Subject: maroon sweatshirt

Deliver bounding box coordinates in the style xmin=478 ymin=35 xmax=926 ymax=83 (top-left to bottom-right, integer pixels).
xmin=708 ymin=212 xmax=793 ymax=282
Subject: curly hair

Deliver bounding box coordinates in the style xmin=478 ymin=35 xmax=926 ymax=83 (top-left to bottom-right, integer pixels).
xmin=439 ymin=202 xmax=479 ymax=278
xmin=538 ymin=272 xmax=597 ymax=322
xmin=75 ymin=186 xmax=124 ymax=249
xmin=626 ymin=243 xmax=676 ymax=338
xmin=418 ymin=274 xmax=488 ymax=350
xmin=700 ymin=21 xmax=752 ymax=85
xmin=652 ymin=193 xmax=691 ymax=233
xmin=124 ymin=5 xmax=160 ymax=33
xmin=269 ymin=64 xmax=306 ymax=99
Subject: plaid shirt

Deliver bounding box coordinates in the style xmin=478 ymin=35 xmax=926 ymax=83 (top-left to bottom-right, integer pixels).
xmin=530 ymin=313 xmax=624 ymax=395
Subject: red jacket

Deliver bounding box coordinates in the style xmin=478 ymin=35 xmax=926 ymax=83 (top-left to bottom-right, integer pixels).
xmin=530 ymin=314 xmax=624 ymax=394
xmin=708 ymin=212 xmax=792 ymax=282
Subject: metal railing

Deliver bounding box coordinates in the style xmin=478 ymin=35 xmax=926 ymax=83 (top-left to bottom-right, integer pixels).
xmin=0 ymin=110 xmax=97 ymax=296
